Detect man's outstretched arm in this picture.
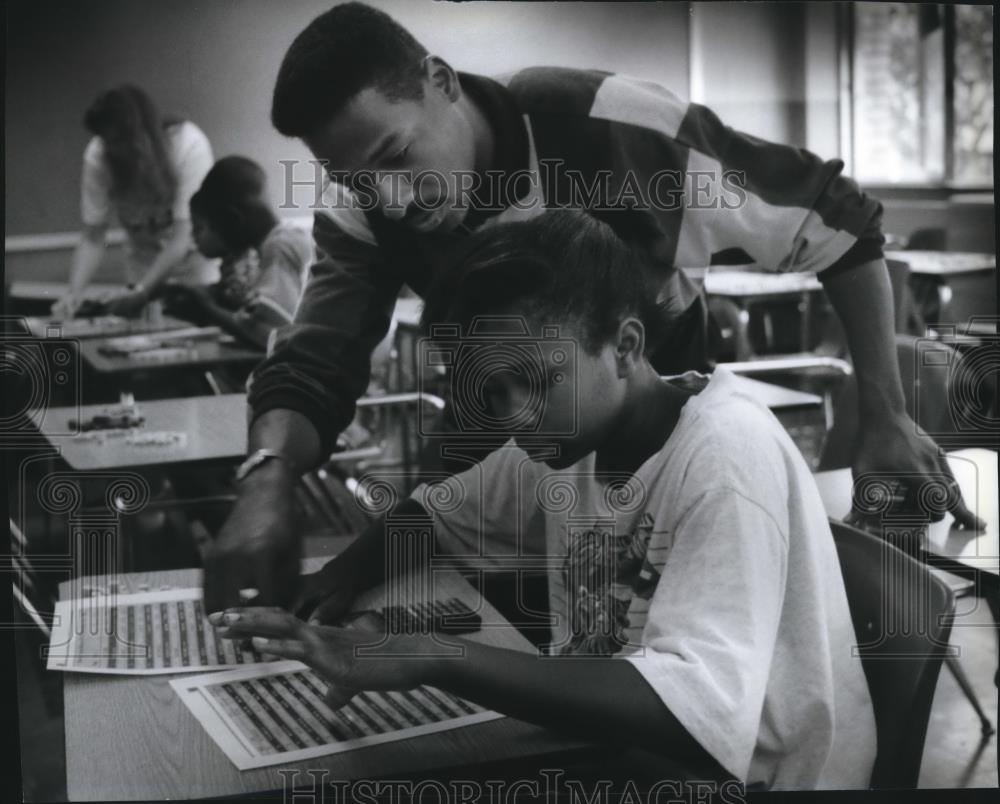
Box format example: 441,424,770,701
822,258,984,529
203,205,404,614
660,93,982,527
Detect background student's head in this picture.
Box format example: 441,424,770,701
421,208,667,468
271,2,479,233
189,156,278,258
84,84,177,205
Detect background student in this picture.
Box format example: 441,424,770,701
163,155,313,349
215,210,877,791
51,85,215,319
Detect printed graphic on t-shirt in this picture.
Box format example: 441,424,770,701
560,512,662,655
215,249,263,310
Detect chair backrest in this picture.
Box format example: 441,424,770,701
818,334,961,470
828,518,955,788
906,226,948,251
885,259,927,337
9,519,53,637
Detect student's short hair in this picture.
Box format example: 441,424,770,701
272,2,429,138
421,209,669,354
190,156,276,251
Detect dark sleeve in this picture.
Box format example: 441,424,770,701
815,200,886,282
246,210,402,456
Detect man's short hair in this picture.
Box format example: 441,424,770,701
272,2,429,138
421,209,670,354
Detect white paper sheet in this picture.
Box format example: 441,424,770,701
171,661,504,770
46,588,274,674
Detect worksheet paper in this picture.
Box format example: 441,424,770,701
46,588,273,674
171,661,504,770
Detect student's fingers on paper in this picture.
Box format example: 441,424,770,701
250,635,308,661
322,685,360,711
213,607,306,640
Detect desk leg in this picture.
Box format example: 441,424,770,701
800,291,813,351
733,302,753,361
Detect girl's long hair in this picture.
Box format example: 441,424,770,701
84,85,179,207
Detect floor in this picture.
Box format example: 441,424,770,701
918,590,999,789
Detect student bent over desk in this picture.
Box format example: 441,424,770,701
213,210,877,791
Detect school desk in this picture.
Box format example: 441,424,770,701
30,394,250,471
727,374,822,411
23,314,190,339
7,279,122,303
813,448,998,578
31,393,448,471
814,448,1000,695
78,333,263,377
703,269,826,360
59,563,596,800
883,251,996,277
884,250,997,326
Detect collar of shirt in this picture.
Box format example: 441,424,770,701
456,72,531,231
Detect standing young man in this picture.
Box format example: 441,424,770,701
204,2,980,613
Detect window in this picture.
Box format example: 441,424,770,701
953,4,994,184
850,2,993,186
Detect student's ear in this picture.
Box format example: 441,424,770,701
614,318,646,377
423,56,462,103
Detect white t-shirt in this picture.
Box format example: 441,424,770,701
80,120,215,283
411,369,876,790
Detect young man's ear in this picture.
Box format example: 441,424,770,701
423,56,462,103
615,318,646,377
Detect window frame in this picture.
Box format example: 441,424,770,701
842,1,993,192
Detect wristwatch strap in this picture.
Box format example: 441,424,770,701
234,448,295,483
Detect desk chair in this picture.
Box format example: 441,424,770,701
9,518,67,725
829,518,955,789
9,519,53,637
885,259,928,337
901,226,960,325
818,334,985,469
820,335,996,735
178,389,439,547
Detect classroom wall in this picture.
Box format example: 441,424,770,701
877,193,996,253
4,0,690,240
690,2,809,147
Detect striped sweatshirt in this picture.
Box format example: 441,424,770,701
249,67,884,454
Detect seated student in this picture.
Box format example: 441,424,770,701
212,209,876,790
52,85,215,319
163,156,313,349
